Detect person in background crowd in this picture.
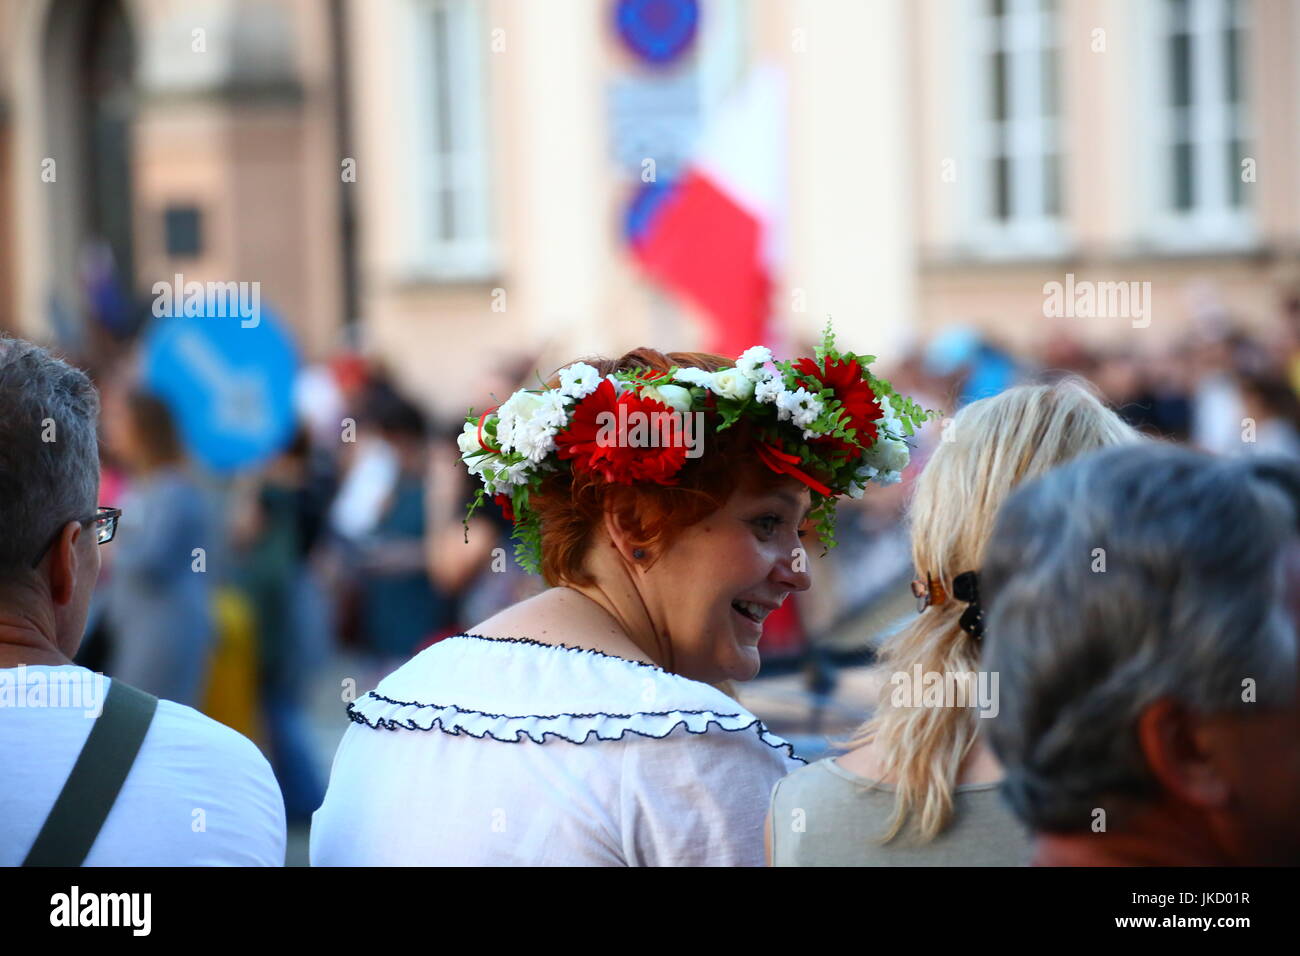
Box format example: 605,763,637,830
923,325,1022,409
982,445,1300,866
1278,288,1300,397
768,379,1139,866
101,386,217,707
424,356,549,631
1189,324,1250,456
1141,344,1194,442
230,427,328,823
1237,370,1300,459
1093,350,1157,433
425,419,541,632
0,336,285,866
354,387,454,670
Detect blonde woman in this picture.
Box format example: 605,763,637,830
766,379,1141,866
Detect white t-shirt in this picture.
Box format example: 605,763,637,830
0,665,286,866
311,634,805,866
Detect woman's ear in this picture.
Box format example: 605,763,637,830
601,498,650,567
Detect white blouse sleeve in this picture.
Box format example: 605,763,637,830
618,724,801,866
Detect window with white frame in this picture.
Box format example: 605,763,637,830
405,0,495,279
968,0,1064,253
1150,0,1250,245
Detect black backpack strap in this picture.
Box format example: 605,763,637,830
22,679,159,867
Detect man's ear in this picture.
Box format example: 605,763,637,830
1136,698,1231,810
46,520,82,607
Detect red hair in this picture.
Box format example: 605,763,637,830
533,347,793,587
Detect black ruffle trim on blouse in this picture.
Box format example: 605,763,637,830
345,692,807,764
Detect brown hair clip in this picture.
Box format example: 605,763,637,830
910,572,947,612
910,570,984,641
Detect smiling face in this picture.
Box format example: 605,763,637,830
635,476,814,683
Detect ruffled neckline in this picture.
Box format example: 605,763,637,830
346,633,805,764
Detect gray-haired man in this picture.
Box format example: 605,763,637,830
0,336,285,866
982,443,1300,866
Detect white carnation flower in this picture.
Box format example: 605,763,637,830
865,436,910,475
672,367,714,389
755,377,784,404
484,459,533,496
874,469,903,486
557,362,601,400
710,368,754,401
494,389,544,454
496,388,570,463
513,390,569,463
776,387,822,428
736,346,773,381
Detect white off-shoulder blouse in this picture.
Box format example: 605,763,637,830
310,633,804,866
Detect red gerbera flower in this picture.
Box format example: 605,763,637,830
554,378,689,485
792,354,881,458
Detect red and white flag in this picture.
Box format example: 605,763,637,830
632,66,787,358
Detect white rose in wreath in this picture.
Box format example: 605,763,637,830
710,368,755,401
642,383,693,413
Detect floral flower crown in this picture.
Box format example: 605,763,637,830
460,320,932,574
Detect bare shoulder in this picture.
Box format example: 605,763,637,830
465,588,566,640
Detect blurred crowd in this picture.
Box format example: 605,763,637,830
68,288,1300,824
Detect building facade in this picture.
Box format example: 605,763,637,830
2,0,1297,416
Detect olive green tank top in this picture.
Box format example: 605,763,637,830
769,756,1032,866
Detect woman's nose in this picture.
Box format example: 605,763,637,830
773,546,812,593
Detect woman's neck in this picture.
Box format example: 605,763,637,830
466,585,662,668
550,585,666,668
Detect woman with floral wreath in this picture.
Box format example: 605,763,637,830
311,323,928,865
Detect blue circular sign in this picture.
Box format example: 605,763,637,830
615,0,698,67
142,304,299,473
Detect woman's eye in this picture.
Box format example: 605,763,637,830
752,515,780,537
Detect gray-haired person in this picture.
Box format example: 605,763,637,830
0,337,285,866
982,443,1300,866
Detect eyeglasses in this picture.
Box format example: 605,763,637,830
29,507,123,569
